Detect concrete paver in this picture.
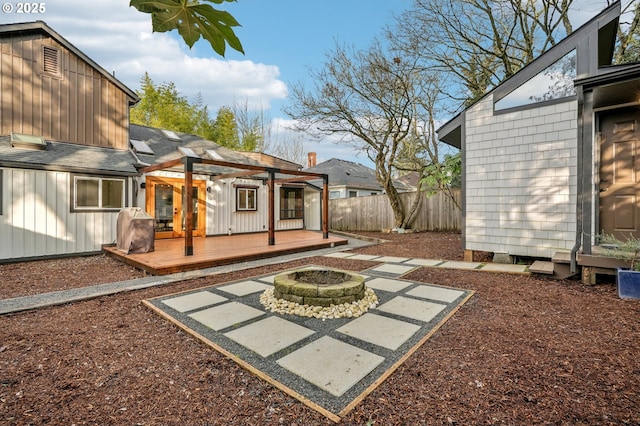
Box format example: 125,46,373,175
373,256,411,263
479,263,529,273
406,284,465,303
276,336,385,397
365,277,414,293
403,258,445,266
336,313,421,350
438,260,483,270
189,301,264,331
218,280,272,296
377,296,447,322
224,316,315,357
369,263,415,275
162,291,227,313
348,254,381,261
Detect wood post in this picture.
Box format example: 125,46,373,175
322,175,329,239
268,170,275,245
184,157,194,256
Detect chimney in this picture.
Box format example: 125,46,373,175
307,152,317,168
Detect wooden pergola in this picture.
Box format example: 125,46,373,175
140,156,330,256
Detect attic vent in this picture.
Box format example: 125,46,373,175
11,132,47,150
42,45,61,76
161,129,181,141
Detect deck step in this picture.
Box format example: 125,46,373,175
529,260,554,274
552,251,571,264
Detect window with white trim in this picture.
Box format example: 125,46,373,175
236,186,257,211
73,176,125,211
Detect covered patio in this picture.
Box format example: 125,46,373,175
104,230,348,275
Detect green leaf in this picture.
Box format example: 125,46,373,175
130,0,244,56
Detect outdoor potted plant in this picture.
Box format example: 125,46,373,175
599,233,640,299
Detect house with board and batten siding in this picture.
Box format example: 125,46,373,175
0,21,139,260
0,21,327,262
437,1,640,280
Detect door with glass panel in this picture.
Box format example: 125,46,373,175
145,177,206,238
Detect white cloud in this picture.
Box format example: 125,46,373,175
3,0,289,115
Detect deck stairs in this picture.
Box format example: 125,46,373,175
529,251,576,279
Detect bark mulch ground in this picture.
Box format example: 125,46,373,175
1,231,639,425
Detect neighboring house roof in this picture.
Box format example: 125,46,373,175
305,158,384,191
304,158,412,192
0,136,139,175
0,21,139,104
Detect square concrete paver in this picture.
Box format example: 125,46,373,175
224,316,315,357
218,280,272,296
437,261,482,270
162,291,227,313
406,284,465,303
189,302,264,331
373,256,410,263
366,277,414,293
479,263,528,273
348,254,381,261
277,336,384,397
377,296,447,323
336,313,420,350
404,258,445,267
370,263,414,275
323,252,355,258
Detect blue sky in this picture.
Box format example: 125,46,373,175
0,0,622,167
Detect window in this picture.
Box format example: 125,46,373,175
349,190,358,198
236,186,257,211
280,187,303,219
495,49,576,111
329,190,341,199
73,176,125,211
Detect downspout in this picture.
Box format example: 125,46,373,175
571,87,586,273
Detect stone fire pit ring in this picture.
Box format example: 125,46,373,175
273,268,366,307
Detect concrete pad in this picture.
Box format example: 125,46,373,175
336,313,420,350
366,277,413,293
437,261,482,270
479,263,528,273
218,280,272,296
277,336,384,397
224,316,315,357
189,302,264,331
162,291,227,313
370,263,414,275
323,252,356,258
406,284,465,303
404,258,445,267
377,296,447,323
348,254,381,261
373,256,410,263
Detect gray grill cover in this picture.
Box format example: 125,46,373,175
116,207,155,254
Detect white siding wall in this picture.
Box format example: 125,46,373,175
464,96,578,258
304,188,321,231
0,168,130,260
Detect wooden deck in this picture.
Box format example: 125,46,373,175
104,230,348,275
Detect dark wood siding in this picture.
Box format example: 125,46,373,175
0,33,130,149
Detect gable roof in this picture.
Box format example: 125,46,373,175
305,158,383,190
438,1,622,148
0,21,138,104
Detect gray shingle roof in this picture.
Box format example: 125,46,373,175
304,158,383,190
0,136,139,175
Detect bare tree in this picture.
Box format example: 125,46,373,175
286,40,444,229
391,0,575,106
231,99,271,152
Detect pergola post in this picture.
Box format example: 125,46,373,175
322,175,329,239
268,170,275,245
184,157,195,256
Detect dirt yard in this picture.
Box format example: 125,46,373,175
1,231,638,425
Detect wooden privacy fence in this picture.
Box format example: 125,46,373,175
328,189,461,232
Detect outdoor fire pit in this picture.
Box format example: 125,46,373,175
260,268,378,319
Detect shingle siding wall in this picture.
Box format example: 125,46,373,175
464,96,578,258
